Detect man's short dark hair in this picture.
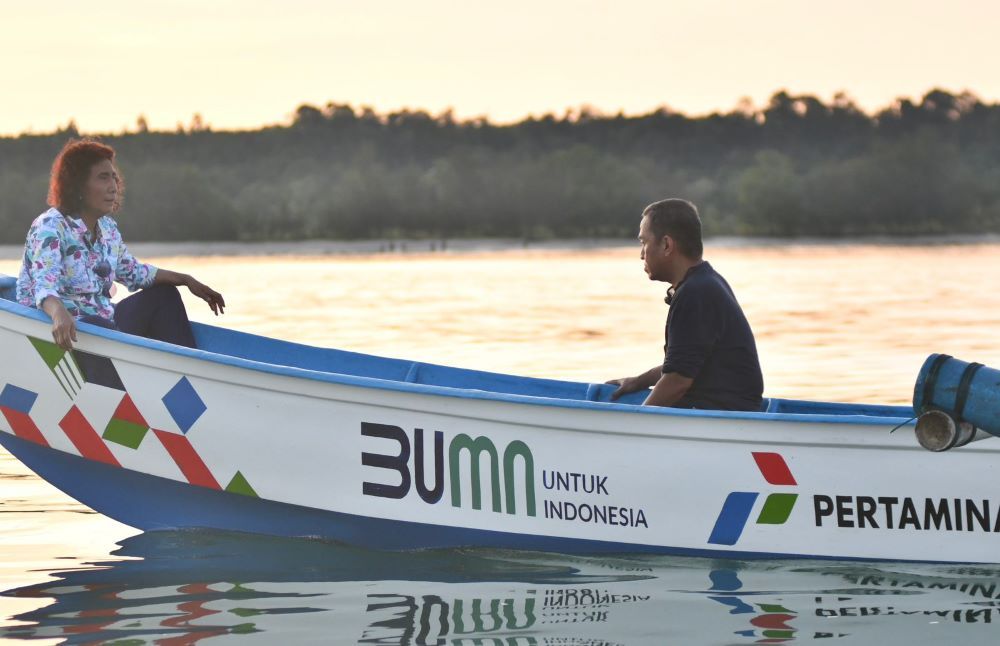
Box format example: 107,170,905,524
642,199,703,259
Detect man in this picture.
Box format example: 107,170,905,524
608,199,764,411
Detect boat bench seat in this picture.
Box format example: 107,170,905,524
189,322,690,408
192,323,628,401
200,326,584,402
763,397,913,418
401,360,592,399
401,361,650,404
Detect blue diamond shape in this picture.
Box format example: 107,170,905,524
162,377,206,434
0,384,38,414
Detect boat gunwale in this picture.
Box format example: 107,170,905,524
0,296,914,427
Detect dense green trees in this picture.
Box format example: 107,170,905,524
1,89,998,243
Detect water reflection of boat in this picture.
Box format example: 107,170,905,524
5,531,1000,645
3,273,999,562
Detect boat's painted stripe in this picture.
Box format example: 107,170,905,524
0,297,914,427
58,406,120,466
0,431,934,562
0,407,49,446
153,429,221,490
53,363,76,399
62,354,85,393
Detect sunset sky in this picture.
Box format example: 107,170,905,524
1,0,996,135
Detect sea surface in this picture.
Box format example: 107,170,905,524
3,242,1000,645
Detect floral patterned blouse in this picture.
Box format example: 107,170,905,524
16,208,158,320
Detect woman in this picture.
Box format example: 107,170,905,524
16,138,225,351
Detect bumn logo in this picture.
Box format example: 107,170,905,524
708,452,798,546
361,422,536,516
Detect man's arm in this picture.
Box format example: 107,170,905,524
644,372,694,407
607,365,663,401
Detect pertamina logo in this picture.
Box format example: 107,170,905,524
708,452,798,546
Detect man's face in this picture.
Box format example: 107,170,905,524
638,215,669,282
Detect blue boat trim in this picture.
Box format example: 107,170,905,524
0,292,914,427
0,432,936,562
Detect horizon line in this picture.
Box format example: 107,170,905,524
2,86,993,139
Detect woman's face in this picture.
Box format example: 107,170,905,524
80,159,119,218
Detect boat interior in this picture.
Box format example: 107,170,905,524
0,274,914,421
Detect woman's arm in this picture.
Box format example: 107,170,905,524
110,228,225,315
23,220,77,349
154,269,226,315
25,226,66,310
41,296,76,350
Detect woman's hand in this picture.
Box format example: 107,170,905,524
186,277,226,315
42,296,77,350
153,269,227,315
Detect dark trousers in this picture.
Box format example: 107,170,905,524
81,285,196,348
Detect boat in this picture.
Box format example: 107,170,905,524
2,272,999,563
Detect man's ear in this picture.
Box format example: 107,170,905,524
660,234,673,254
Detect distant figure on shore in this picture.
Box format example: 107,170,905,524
16,138,225,350
607,199,763,411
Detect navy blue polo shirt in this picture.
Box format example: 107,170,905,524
662,261,763,411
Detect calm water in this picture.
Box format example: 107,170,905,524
3,242,1000,644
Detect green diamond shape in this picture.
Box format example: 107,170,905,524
757,493,798,525
102,418,149,449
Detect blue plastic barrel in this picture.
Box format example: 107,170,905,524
913,354,1000,437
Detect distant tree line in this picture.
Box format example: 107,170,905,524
0,89,998,243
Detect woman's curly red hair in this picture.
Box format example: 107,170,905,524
48,138,125,215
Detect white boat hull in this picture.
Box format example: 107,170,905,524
2,286,998,563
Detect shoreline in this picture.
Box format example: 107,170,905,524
2,233,1000,260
